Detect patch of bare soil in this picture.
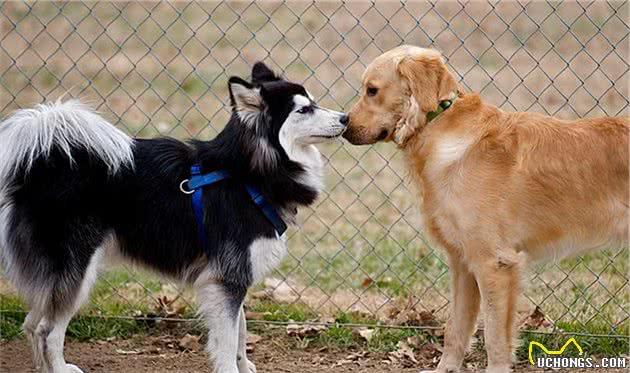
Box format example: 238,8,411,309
0,334,419,373
2,335,626,373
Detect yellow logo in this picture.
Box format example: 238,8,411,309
528,337,583,365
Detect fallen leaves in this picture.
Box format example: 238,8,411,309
361,276,393,289
252,278,300,304
246,333,262,353
385,294,440,331
356,328,374,342
155,294,188,318
178,334,201,352
521,306,554,331
331,351,369,367
115,348,141,355
386,336,441,368
286,321,327,338
387,341,418,367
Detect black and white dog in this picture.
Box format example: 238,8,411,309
0,63,347,373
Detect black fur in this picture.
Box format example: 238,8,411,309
2,64,319,317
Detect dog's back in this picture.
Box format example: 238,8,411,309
416,97,628,263
502,113,628,260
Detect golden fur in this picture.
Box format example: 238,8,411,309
344,45,629,373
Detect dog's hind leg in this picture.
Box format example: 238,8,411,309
23,309,44,370
237,306,256,373
34,248,104,373
196,278,246,373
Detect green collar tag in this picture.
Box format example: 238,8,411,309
426,95,457,124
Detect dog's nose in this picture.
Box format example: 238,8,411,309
340,114,349,126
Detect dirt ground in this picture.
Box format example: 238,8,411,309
2,336,420,373
1,336,626,373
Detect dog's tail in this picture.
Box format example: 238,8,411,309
0,100,134,180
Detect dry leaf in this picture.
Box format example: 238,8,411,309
261,278,300,303
356,328,375,342
361,277,374,288
286,321,327,337
406,335,423,349
332,351,368,367
386,294,439,327
418,343,441,361
178,334,201,352
246,333,262,353
522,306,553,330
388,341,418,367
115,349,140,355
320,315,336,325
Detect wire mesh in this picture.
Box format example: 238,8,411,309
0,1,628,338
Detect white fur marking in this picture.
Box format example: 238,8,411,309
194,278,240,373
39,248,104,373
230,83,263,127
0,100,134,179
293,94,311,107
248,237,287,283
237,307,256,373
278,95,345,193
251,137,279,171
431,135,475,170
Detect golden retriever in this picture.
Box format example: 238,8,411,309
344,45,629,373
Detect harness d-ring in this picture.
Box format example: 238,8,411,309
179,179,195,195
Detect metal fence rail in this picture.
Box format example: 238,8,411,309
0,1,628,338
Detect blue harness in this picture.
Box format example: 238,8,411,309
181,164,287,250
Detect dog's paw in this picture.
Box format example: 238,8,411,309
238,360,256,373
237,359,256,373
247,360,257,373
65,363,85,373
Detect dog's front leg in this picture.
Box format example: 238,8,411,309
422,253,481,373
196,281,246,373
473,248,525,373
237,306,257,373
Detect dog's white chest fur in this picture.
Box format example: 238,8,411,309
427,134,475,174
413,134,478,249
248,235,288,283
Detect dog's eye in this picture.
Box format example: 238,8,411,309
367,87,378,97
297,106,313,114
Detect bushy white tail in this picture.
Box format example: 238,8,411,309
0,100,134,179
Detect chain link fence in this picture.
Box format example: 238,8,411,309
0,1,628,339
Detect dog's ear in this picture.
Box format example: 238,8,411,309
394,96,422,146
394,53,459,145
252,62,279,83
397,53,459,113
228,76,264,125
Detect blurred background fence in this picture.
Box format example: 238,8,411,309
0,0,628,339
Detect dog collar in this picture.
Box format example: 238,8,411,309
426,92,458,124
181,164,287,252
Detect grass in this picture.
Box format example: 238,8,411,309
1,245,628,344
2,290,628,360
366,328,423,352
517,323,630,361
0,293,151,341
0,295,25,340
249,302,317,322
